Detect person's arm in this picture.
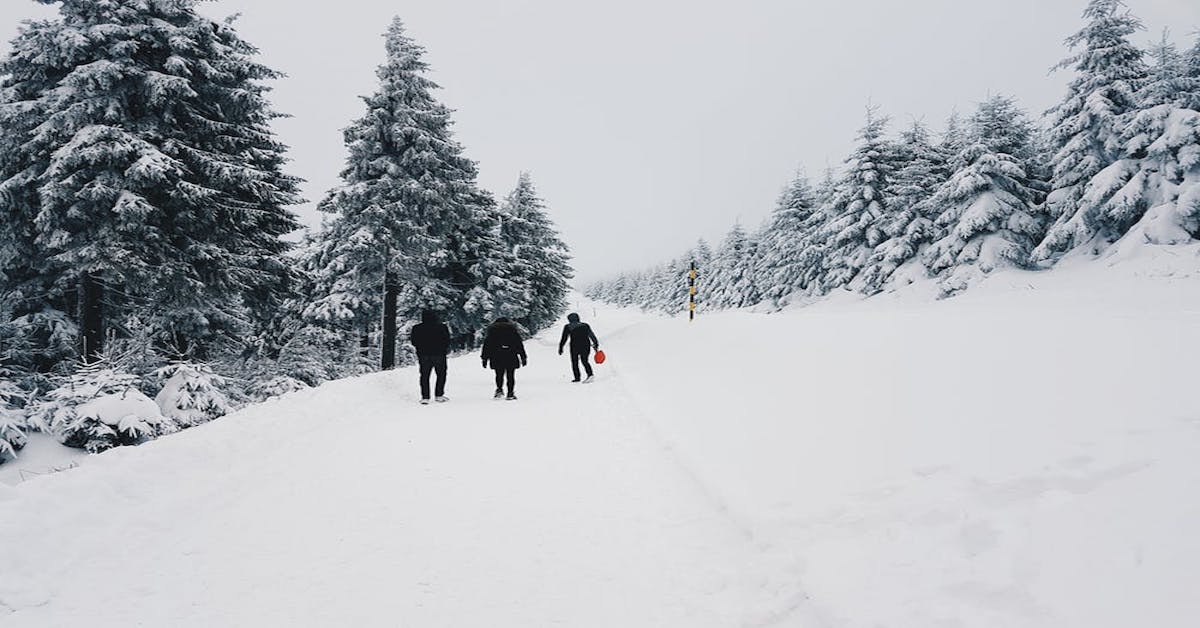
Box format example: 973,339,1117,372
409,324,420,348
558,325,568,354
588,326,599,349
518,335,528,366
480,333,491,367
439,324,451,354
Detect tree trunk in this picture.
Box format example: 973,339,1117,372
80,272,104,364
381,270,399,370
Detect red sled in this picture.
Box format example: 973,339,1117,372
594,350,607,365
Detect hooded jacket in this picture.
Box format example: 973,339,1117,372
410,310,451,356
559,313,599,353
481,319,527,370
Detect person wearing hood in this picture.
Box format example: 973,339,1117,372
410,309,451,404
481,317,527,400
558,313,600,383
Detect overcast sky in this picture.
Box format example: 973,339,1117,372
2,1,1198,283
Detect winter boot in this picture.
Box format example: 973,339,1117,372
583,375,594,384
420,398,430,405
506,392,517,401
435,396,449,403
494,388,504,400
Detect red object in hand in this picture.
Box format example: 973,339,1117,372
594,350,606,365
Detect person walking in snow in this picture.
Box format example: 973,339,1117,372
558,313,600,383
410,309,451,405
481,317,526,401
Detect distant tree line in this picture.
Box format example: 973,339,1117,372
589,0,1200,311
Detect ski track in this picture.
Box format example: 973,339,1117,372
0,319,808,627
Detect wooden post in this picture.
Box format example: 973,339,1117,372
688,261,697,322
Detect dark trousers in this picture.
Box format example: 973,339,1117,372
418,354,447,399
570,349,593,380
493,368,515,395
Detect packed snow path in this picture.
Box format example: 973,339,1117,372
0,313,813,627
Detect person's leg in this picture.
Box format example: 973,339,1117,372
505,367,515,396
494,369,504,391
581,350,594,377
570,351,581,380
434,355,447,397
418,356,433,399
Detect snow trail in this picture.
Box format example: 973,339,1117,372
0,314,805,627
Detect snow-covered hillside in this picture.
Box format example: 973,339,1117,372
3,247,1200,627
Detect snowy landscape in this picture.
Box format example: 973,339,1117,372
3,0,1200,626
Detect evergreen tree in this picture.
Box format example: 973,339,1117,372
0,373,28,463
707,224,759,308
924,96,1043,294
1185,33,1200,111
756,172,820,305
860,121,951,293
154,362,233,428
1035,0,1147,259
494,172,574,333
1072,33,1200,247
309,18,494,366
814,106,896,292
0,0,302,362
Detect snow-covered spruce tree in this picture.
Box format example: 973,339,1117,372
814,106,896,293
1185,34,1200,111
706,224,760,309
494,173,574,333
755,172,819,306
1034,0,1147,260
1069,33,1200,247
27,358,171,453
859,121,952,294
310,18,499,365
923,96,1044,295
0,372,28,463
154,362,233,428
0,0,302,363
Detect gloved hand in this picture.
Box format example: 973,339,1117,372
558,348,563,355
521,355,528,367
481,358,488,369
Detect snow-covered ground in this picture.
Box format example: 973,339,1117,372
3,246,1200,627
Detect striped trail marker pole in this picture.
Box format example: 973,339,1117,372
688,260,697,322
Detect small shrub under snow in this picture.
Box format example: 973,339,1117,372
28,361,171,453
154,362,232,427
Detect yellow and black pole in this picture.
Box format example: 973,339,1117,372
688,260,697,322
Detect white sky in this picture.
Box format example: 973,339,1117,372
3,1,1198,283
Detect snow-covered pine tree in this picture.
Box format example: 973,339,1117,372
1072,33,1200,248
859,121,952,293
0,0,302,363
1185,34,1200,111
706,224,760,308
0,372,28,463
154,362,233,428
28,358,171,453
495,173,574,333
756,172,820,305
923,96,1044,294
1034,0,1147,260
310,18,499,364
814,106,896,292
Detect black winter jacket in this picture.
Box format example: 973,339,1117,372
481,321,527,370
410,311,450,356
559,322,599,353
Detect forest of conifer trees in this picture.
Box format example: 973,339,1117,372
588,0,1200,311
0,3,572,459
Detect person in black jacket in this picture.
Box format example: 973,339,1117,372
558,312,600,383
410,309,451,404
481,317,527,400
